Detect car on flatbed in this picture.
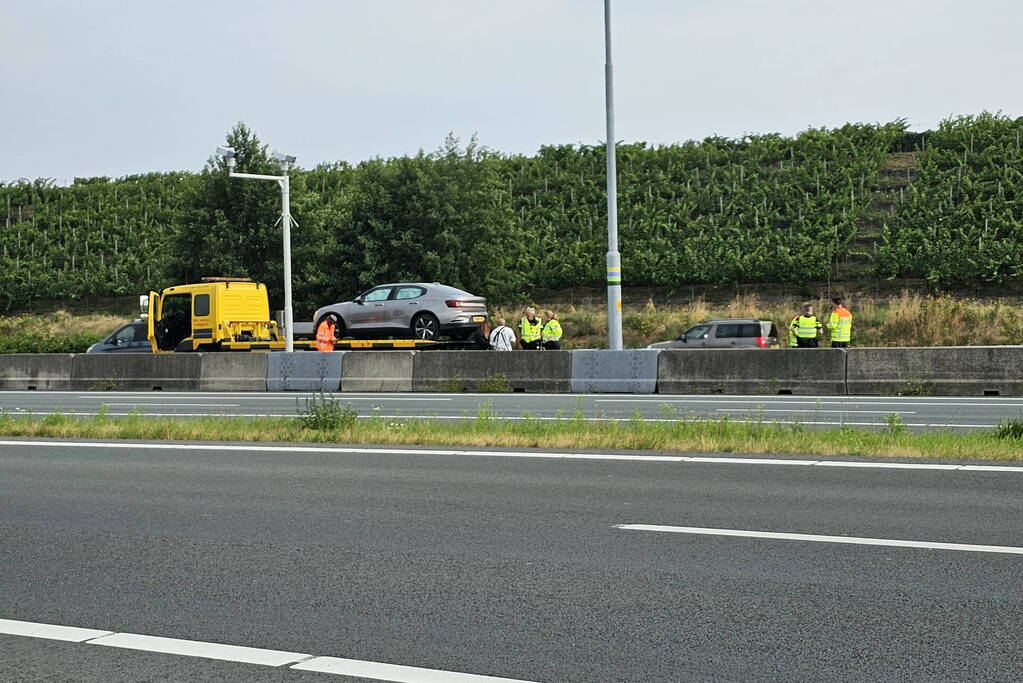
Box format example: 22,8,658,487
647,318,779,349
312,282,487,341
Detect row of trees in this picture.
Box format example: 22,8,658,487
2,115,1021,314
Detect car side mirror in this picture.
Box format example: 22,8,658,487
354,297,364,305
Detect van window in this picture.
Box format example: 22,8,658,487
194,293,210,317
715,323,761,338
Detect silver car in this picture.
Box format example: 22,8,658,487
312,282,488,341
647,318,779,349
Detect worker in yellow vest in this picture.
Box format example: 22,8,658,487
790,304,822,348
787,314,799,348
827,297,852,348
315,317,336,352
519,307,544,350
541,309,563,350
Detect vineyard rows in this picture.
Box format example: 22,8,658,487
0,115,1019,313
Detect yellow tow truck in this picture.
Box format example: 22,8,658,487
145,278,471,352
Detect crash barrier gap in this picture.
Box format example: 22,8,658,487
2,346,1023,396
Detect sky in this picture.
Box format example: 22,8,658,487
2,0,1021,183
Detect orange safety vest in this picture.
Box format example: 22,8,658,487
316,320,335,352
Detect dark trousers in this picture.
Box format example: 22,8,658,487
831,341,848,348
796,337,819,348
521,340,541,350
542,341,561,350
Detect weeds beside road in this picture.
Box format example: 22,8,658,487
2,399,1022,462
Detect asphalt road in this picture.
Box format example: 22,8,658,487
2,439,1021,681
2,391,1023,430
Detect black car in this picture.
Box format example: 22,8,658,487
86,321,151,353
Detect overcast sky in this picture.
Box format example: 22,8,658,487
2,0,1020,183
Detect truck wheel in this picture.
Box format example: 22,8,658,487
411,313,439,340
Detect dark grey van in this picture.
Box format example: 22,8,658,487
647,318,778,349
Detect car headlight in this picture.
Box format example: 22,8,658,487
86,344,96,353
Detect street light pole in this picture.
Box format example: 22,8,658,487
604,0,623,350
218,148,297,352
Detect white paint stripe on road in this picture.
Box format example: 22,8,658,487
1,618,537,682
87,632,309,666
292,656,535,682
104,403,241,407
599,398,1023,407
716,408,917,414
616,524,1023,555
0,618,112,642
1,438,1021,471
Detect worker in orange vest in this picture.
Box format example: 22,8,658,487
315,318,336,352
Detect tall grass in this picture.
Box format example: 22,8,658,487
1,410,1021,462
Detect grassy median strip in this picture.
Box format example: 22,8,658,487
1,398,1022,462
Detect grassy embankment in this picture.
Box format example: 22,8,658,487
2,398,1023,461
5,290,1023,352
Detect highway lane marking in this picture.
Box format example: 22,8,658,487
104,402,241,407
599,398,1023,408
87,632,311,666
1,439,1021,471
615,525,1023,555
0,618,537,682
0,618,112,642
716,408,917,414
292,656,534,681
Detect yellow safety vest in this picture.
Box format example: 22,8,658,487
542,319,562,342
520,317,543,343
793,315,821,339
828,307,852,343
788,316,799,347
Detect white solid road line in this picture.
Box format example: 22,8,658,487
0,618,537,682
716,408,917,414
0,618,112,642
2,439,1022,472
292,656,535,682
616,524,1023,555
87,632,311,667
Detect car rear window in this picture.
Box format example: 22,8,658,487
394,286,425,300
715,323,762,338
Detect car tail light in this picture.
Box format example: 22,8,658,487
755,336,769,347
446,300,465,308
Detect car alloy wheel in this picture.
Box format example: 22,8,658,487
412,313,439,340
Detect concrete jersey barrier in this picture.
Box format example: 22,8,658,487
0,354,73,390
571,349,659,394
200,353,269,392
657,348,848,395
71,354,201,391
266,351,344,392
342,351,415,392
412,351,571,393
846,346,1023,396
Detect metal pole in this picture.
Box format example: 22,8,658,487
280,174,294,352
604,0,623,350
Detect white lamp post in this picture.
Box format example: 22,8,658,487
603,0,623,350
216,146,297,352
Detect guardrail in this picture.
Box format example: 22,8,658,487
1,347,1021,396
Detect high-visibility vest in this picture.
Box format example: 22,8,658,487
542,319,562,342
828,306,852,343
520,317,543,343
788,316,799,347
316,320,335,352
793,315,821,339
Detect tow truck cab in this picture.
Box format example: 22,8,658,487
146,278,305,352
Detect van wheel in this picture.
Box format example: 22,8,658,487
411,313,439,340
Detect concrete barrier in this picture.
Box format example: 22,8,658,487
0,354,73,390
341,351,415,392
266,351,343,392
657,348,847,395
200,353,269,392
71,354,201,391
413,351,572,393
571,349,659,394
846,346,1023,396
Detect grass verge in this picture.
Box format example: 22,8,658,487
2,406,1022,462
